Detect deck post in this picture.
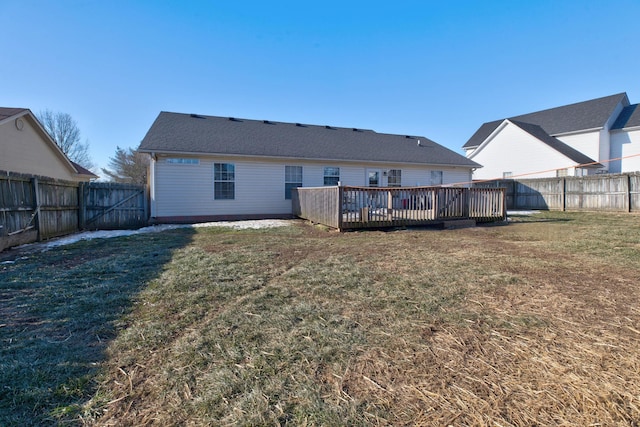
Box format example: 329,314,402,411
338,185,344,230
360,207,369,223
462,188,470,219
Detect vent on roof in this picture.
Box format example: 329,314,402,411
405,135,413,139
295,123,303,127
190,114,205,119
263,120,271,124
417,139,422,146
352,128,359,132
325,125,332,129
228,117,239,121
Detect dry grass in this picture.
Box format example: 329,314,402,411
3,212,640,425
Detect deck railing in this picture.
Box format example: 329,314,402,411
293,185,506,230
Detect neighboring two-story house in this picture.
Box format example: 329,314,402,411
463,93,640,180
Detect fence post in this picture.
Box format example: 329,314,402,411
144,185,150,223
626,173,631,213
561,177,566,212
32,178,43,241
338,185,344,230
501,188,507,221
78,182,86,230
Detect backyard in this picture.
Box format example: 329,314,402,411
1,212,639,426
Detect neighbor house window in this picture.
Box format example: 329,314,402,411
285,166,303,199
556,168,568,177
166,158,199,165
324,167,340,186
388,169,401,187
214,163,235,199
431,170,443,185
503,172,513,179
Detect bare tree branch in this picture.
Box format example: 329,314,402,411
36,109,96,171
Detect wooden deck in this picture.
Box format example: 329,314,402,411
293,185,506,231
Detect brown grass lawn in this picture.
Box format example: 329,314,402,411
1,211,639,426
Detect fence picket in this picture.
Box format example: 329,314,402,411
1,171,148,250
474,172,640,212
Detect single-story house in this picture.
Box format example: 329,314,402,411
139,112,480,222
463,92,640,180
0,107,96,181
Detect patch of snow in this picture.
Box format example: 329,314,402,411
13,220,295,253
192,219,292,230
507,210,540,215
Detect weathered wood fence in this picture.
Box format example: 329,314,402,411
473,173,640,212
1,171,148,251
293,185,506,231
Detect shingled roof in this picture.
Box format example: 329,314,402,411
139,112,479,168
463,93,629,149
611,104,640,130
0,107,28,123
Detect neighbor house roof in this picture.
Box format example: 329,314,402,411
0,107,28,123
139,112,480,168
463,93,629,149
510,120,601,167
0,107,97,179
611,104,640,130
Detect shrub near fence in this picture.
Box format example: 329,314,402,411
474,172,640,212
0,171,148,251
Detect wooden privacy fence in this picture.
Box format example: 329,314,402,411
80,182,148,230
292,185,506,231
0,171,148,251
474,172,640,212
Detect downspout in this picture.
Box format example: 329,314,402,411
149,153,157,219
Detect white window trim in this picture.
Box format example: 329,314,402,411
214,163,235,200
285,165,303,200
323,166,340,186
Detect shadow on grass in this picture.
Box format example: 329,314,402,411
506,212,574,223
0,228,195,426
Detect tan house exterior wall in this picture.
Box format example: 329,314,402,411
0,113,90,182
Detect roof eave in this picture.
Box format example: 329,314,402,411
142,148,479,169
611,125,640,132
466,120,510,160
0,109,29,126
551,126,604,137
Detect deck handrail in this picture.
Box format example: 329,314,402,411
293,185,506,230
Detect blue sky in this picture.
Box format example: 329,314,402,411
2,0,639,177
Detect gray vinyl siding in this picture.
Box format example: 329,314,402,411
152,156,473,218
155,158,292,217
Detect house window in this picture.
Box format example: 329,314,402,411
367,170,380,187
388,169,401,187
430,170,443,185
556,168,568,177
285,166,303,199
214,163,235,199
324,167,340,186
166,158,199,165
503,172,513,179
